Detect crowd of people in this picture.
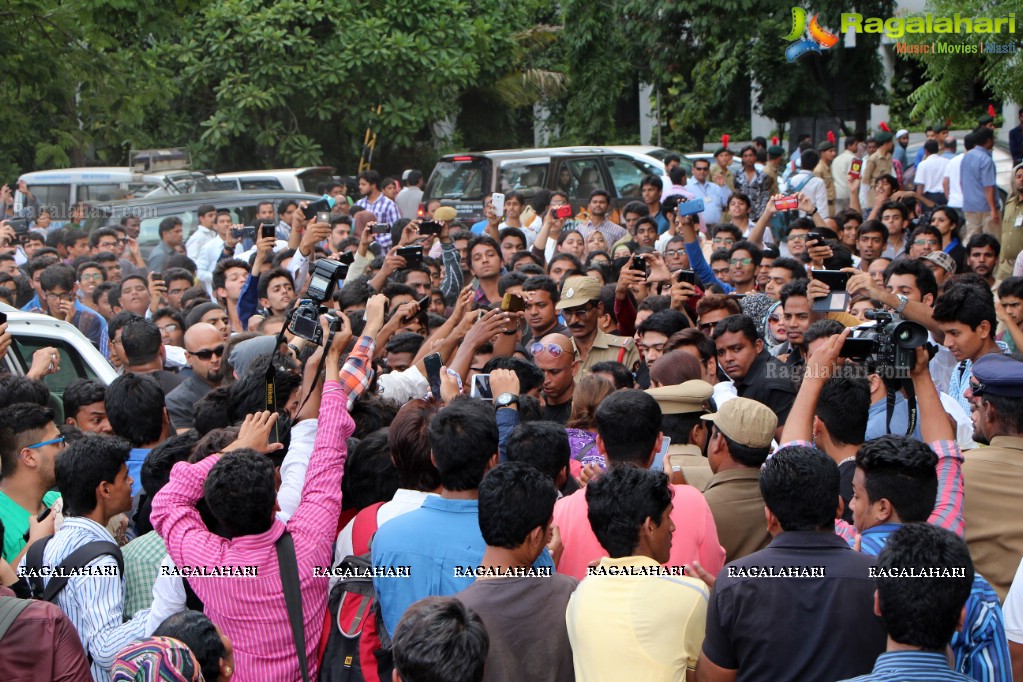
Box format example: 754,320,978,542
0,119,1023,681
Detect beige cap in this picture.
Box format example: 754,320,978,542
433,206,457,222
556,276,603,310
701,397,777,449
923,250,956,275
646,380,714,414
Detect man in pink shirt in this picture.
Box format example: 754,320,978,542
553,389,725,579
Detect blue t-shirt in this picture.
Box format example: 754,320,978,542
127,448,149,496
960,147,997,213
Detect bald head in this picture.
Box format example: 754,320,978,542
184,322,222,351
535,332,577,405
540,333,574,358
184,322,225,386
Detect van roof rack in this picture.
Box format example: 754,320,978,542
130,148,191,173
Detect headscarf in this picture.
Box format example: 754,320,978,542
110,636,203,682
740,292,775,339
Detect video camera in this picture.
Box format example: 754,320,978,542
287,258,348,346
839,310,935,377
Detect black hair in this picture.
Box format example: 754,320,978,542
595,389,661,465
637,295,670,314
39,263,75,292
729,240,763,266
204,449,276,537
429,399,498,491
855,435,938,522
884,258,938,301
857,220,889,242
385,332,425,358
966,233,1001,259
586,465,672,557
55,434,130,516
779,278,809,307
158,216,182,238
350,395,400,441
212,258,249,293
932,282,997,332
89,227,119,249
337,277,373,310
256,267,294,300
467,235,503,267
120,319,163,365
803,319,845,348
0,403,55,478
637,308,689,338
193,387,232,436
997,276,1023,301
587,361,632,389
506,421,571,484
136,430,199,534
711,314,759,344
388,400,442,492
769,257,806,281
879,201,908,221
62,228,88,248
521,276,559,306
108,311,144,341
152,610,227,682
547,252,584,276
478,462,557,548
341,428,400,511
391,597,489,682
622,200,648,217
497,270,528,297
153,307,185,331
105,373,166,447
973,127,995,145
728,192,752,211
227,356,302,426
165,255,197,275
800,150,820,169
62,378,106,424
660,408,707,448
381,281,415,303
814,375,870,447
875,524,974,650
481,356,544,395
0,376,50,409
760,445,838,532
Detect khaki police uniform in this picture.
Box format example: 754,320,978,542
574,329,639,376
863,150,893,205
814,160,835,214
764,163,780,198
710,166,735,192
664,443,713,490
998,192,1023,280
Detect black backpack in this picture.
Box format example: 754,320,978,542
23,534,123,602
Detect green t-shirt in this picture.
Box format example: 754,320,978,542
0,489,61,562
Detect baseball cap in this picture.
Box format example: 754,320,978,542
923,250,956,275
556,276,603,311
433,206,457,222
701,397,777,449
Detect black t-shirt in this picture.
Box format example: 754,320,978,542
839,459,855,523
543,400,572,425
736,351,798,425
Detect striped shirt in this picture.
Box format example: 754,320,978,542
841,651,972,681
19,516,150,682
152,380,356,681
856,524,1011,682
576,218,627,246
355,194,401,249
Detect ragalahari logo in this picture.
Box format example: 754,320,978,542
784,7,840,62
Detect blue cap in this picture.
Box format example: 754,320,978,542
972,354,1023,398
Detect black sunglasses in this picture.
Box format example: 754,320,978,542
189,345,225,360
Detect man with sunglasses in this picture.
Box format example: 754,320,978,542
0,403,62,565
529,333,579,424
165,323,225,433
687,160,727,225
555,275,639,377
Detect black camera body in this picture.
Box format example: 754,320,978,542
288,258,347,345
840,310,933,377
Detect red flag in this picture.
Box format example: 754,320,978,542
771,136,779,145
879,121,891,133
721,134,730,149
827,131,836,144
988,104,997,117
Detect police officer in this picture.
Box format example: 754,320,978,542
710,147,736,192
863,130,895,206
814,139,837,217
555,276,639,376
998,163,1023,280
646,380,715,490
764,145,786,197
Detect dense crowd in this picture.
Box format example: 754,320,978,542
0,118,1023,681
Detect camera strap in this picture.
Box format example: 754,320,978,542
264,322,292,444
885,381,918,437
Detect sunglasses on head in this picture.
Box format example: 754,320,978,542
189,345,225,360
530,342,564,358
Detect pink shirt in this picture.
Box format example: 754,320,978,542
152,381,355,681
553,483,726,580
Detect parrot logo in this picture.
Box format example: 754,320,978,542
784,7,839,62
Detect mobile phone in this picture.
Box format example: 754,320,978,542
840,337,874,358
417,293,431,310
676,197,706,217
316,211,331,225
554,204,573,219
850,159,863,179
810,270,851,312
301,195,336,220
371,223,392,234
231,226,256,240
0,311,7,325
632,254,646,273
470,373,493,401
338,251,355,265
501,292,526,313
424,352,443,399
6,217,28,234
418,220,444,235
151,272,163,282
774,196,799,211
37,507,52,522
492,193,505,218
676,269,696,285
651,435,672,472
806,232,822,246
397,246,423,269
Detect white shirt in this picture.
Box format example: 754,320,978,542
276,418,319,522
185,225,217,262
1003,555,1023,644
915,153,950,194
377,365,430,404
195,235,226,295
499,216,542,249
712,380,737,408
146,555,186,636
396,186,423,220
330,488,431,589
938,391,977,450
943,154,965,208
787,172,829,217
831,150,855,200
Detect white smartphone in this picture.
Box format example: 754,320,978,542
492,193,505,219
650,435,672,473
470,374,493,401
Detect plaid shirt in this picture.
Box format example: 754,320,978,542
122,530,168,616
356,194,401,249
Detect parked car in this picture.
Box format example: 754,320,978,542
211,167,337,194
81,190,319,255
1,304,117,420
422,146,700,224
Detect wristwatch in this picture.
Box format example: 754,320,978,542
895,294,909,315
809,207,818,216
495,393,519,408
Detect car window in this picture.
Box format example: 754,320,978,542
8,334,99,413
605,156,659,199
78,184,132,202
240,179,285,191
564,159,605,201
138,210,204,252
26,185,71,218
297,169,336,194
425,159,489,201
496,161,549,200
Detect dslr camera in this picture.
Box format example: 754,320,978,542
840,310,934,377
288,258,348,345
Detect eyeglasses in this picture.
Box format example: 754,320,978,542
694,166,710,171
158,323,180,334
787,234,809,242
26,436,66,450
712,238,735,246
969,379,986,397
80,272,104,281
664,249,685,257
530,342,564,358
913,239,939,247
561,303,595,319
729,257,753,266
188,345,225,360
44,292,74,302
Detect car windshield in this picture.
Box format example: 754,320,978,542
425,158,489,201
297,169,336,194
497,161,549,196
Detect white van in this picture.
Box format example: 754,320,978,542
212,167,337,193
